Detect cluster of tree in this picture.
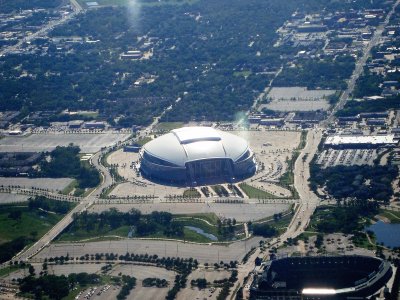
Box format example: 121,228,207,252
273,56,355,90
68,208,184,238
39,145,100,189
28,196,73,214
312,201,380,234
217,218,236,239
215,270,238,300
143,277,168,288
310,164,397,202
336,96,400,117
0,236,30,264
117,275,136,300
1,0,346,126
18,272,100,300
0,199,72,264
353,71,383,98
0,0,62,13
47,253,198,274
190,278,208,289
251,223,278,238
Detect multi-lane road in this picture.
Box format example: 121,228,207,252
230,129,322,299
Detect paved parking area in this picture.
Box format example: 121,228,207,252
0,177,73,191
0,133,129,153
316,149,376,168
0,192,29,204
36,237,263,264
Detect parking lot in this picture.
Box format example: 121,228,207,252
0,133,130,153
316,149,377,168
260,87,334,112
36,237,264,264
0,177,73,191
0,192,29,204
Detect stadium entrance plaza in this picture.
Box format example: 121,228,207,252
94,129,301,222
105,129,301,200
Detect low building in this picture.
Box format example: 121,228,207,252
84,121,105,130
260,118,284,126
120,50,142,60
359,112,389,119
325,134,397,149
124,144,141,153
68,120,84,129
366,118,386,126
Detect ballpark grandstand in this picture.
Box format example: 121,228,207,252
140,127,256,185
250,255,392,299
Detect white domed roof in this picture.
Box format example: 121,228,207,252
143,127,249,167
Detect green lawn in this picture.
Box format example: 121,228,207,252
155,122,184,132
58,213,227,243
57,225,131,242
0,205,64,243
238,183,277,199
136,137,153,146
378,209,400,223
174,218,219,237
61,179,78,195
175,213,220,225
183,189,201,198
0,265,20,278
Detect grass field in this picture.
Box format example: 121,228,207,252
183,189,201,198
378,209,400,223
0,205,65,244
58,213,230,243
61,179,78,195
155,122,184,132
239,183,277,199
136,136,153,146
0,265,20,278
0,201,75,263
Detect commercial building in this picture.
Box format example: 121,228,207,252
140,127,256,185
68,120,84,129
325,134,397,149
84,121,106,130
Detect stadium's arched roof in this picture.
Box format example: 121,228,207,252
142,127,249,167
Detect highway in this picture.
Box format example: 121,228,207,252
230,129,322,299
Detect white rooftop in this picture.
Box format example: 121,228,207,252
172,126,221,144
143,126,249,167
325,134,396,146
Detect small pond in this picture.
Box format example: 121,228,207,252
366,221,400,248
185,226,218,241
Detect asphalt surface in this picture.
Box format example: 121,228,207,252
228,129,322,298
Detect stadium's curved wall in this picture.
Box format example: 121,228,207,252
250,255,393,300
140,127,256,184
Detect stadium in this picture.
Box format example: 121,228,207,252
250,255,393,299
139,127,256,185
